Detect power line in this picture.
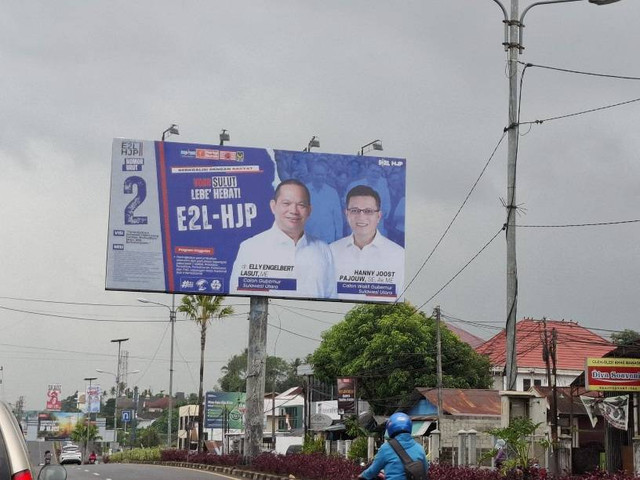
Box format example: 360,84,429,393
414,226,504,312
400,131,507,298
520,61,640,82
518,219,640,228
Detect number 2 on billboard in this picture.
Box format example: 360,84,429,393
124,176,148,225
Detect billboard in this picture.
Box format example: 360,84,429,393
46,384,62,411
205,391,246,429
585,358,640,392
36,412,83,440
337,377,356,414
106,139,406,303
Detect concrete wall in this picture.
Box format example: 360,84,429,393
439,415,501,452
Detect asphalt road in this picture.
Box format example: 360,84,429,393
59,463,239,480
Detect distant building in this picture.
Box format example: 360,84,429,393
476,318,614,391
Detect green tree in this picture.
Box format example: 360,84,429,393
70,420,101,452
487,417,548,472
311,303,492,414
60,392,80,412
178,295,234,453
218,349,303,393
611,329,640,346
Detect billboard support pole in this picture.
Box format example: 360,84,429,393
245,297,268,462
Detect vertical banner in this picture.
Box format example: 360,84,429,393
85,385,101,414
46,384,62,411
205,392,246,429
106,139,407,303
337,377,356,414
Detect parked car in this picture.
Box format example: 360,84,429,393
0,400,33,479
59,445,82,465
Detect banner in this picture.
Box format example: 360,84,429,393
46,384,62,411
205,392,246,429
580,394,629,430
85,385,101,414
337,377,356,414
106,140,407,303
585,358,640,392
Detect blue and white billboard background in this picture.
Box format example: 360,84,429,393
106,139,406,302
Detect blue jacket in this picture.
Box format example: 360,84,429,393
361,433,429,480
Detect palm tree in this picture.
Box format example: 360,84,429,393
178,295,234,452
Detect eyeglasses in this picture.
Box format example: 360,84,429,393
347,208,380,216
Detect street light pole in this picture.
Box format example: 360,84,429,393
111,338,129,446
84,376,97,463
489,0,623,392
138,297,177,448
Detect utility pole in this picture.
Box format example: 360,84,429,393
244,297,268,461
434,306,443,427
550,328,559,476
504,0,520,393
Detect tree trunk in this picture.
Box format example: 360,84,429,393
197,321,207,453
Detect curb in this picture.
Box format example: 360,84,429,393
134,461,290,480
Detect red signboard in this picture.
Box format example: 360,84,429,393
585,358,640,392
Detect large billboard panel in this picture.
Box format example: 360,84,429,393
585,358,640,392
205,391,246,429
106,139,406,302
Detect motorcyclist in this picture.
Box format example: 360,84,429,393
88,451,97,464
44,450,52,465
358,412,428,480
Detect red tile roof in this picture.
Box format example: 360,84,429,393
444,323,486,349
475,318,614,371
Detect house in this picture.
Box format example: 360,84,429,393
403,388,502,465
476,318,614,391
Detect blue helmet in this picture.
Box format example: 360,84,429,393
386,412,412,438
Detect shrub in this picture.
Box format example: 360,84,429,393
347,436,369,461
108,447,161,463
252,452,362,480
302,434,326,454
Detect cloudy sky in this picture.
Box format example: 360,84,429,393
1,1,639,410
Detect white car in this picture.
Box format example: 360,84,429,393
59,445,82,465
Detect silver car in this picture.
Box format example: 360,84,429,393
0,400,33,479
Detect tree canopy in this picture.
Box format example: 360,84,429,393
310,303,492,414
611,329,640,346
218,348,304,393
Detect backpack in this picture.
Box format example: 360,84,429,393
388,438,428,480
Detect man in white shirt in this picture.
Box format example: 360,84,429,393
229,179,336,299
330,185,404,301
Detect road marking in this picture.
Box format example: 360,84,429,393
93,473,100,476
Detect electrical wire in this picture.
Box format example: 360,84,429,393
413,226,504,312
399,132,507,299
518,219,640,228
518,61,640,82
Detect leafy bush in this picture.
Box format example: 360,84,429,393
108,447,161,463
347,436,369,461
160,449,188,462
302,434,326,454
252,452,362,480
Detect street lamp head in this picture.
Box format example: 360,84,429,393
220,129,230,145
304,136,320,152
359,139,383,155
84,377,97,382
588,0,621,4
111,338,129,343
161,124,180,141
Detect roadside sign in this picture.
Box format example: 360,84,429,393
121,410,132,423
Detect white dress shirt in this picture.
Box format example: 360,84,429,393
330,230,404,301
229,224,336,299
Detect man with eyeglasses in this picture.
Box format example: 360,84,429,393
330,185,404,301
229,179,336,299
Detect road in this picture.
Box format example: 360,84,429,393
51,463,239,480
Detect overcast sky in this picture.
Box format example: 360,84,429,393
1,1,639,411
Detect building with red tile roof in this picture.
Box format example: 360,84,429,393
475,318,614,391
443,323,486,349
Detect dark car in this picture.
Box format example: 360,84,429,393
285,444,303,455
0,400,33,479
